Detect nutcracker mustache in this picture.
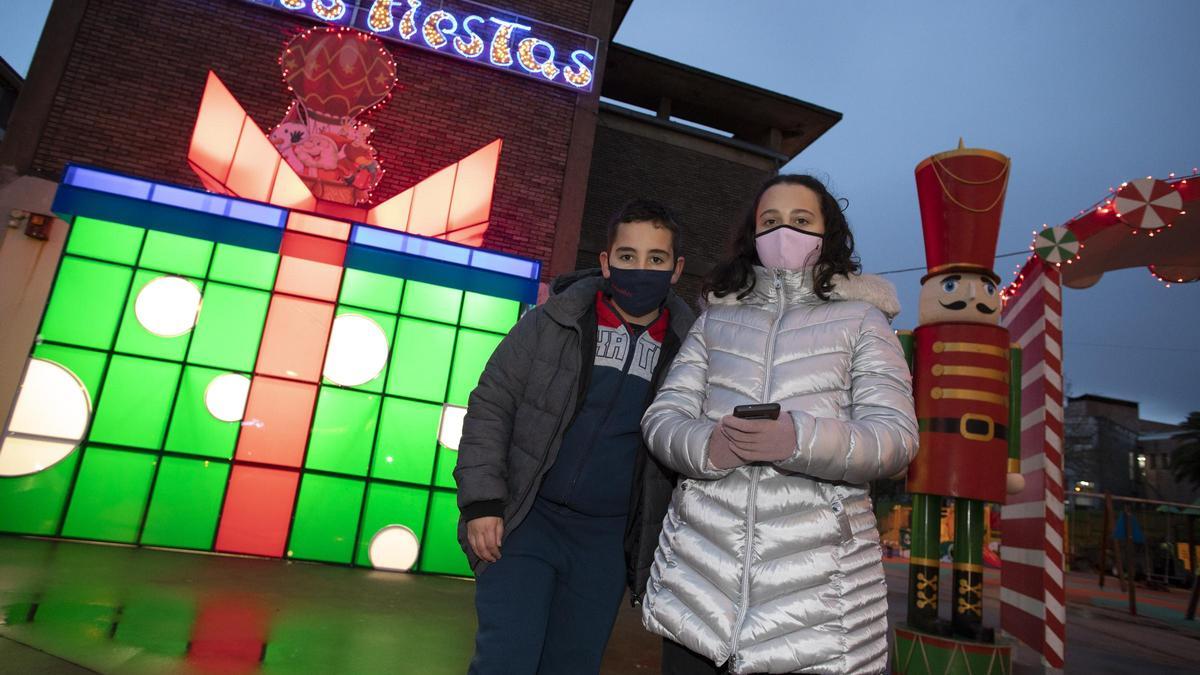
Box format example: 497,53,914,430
939,300,997,314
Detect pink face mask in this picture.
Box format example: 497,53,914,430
755,225,823,270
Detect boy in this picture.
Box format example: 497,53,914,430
454,199,696,674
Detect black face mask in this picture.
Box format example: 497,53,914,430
605,267,673,317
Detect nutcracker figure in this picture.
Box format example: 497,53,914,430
894,142,1024,670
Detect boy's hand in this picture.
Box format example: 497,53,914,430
467,516,504,563
722,415,796,462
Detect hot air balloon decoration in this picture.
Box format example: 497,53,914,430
269,27,398,205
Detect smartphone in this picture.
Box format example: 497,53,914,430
732,403,781,420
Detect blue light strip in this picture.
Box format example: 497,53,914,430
350,224,540,281
63,165,287,229
62,165,153,201
58,165,542,292
469,248,538,279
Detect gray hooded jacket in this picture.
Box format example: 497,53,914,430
454,269,696,600
640,266,918,674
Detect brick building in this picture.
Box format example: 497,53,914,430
2,0,838,291
576,44,841,302
0,0,839,573
2,0,605,276
1137,418,1197,504
1064,394,1141,497
1064,393,1199,503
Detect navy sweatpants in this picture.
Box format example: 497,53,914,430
468,497,627,675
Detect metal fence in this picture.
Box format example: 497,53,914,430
1068,492,1199,619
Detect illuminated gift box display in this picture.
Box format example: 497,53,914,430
0,162,537,577
0,18,542,578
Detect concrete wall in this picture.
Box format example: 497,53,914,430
0,173,68,424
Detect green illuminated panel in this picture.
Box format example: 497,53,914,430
447,329,503,406
61,447,156,543
386,318,454,402
138,230,213,277
288,474,365,564
433,447,458,489
164,366,241,459
39,256,132,350
0,451,80,535
372,397,440,484
186,283,269,372
305,388,380,476
209,243,279,290
163,366,241,459
401,280,462,324
339,268,404,313
420,490,471,576
31,343,108,403
64,216,144,265
112,596,193,656
113,271,200,361
326,307,396,393
88,355,181,449
354,483,428,567
460,292,520,334
140,456,228,550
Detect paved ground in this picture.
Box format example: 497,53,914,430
880,557,1200,674
2,536,1197,673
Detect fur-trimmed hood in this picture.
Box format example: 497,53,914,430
706,265,901,322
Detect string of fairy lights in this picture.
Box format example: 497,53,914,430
270,0,596,90
999,168,1196,299
876,166,1196,302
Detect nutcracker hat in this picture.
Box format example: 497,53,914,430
914,140,1010,283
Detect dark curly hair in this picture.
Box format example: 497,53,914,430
606,198,683,258
703,174,861,301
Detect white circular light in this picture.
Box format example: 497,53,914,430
0,437,80,476
134,276,201,337
0,358,90,477
323,314,389,386
439,404,467,451
368,525,420,572
204,373,251,422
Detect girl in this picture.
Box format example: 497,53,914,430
640,175,918,674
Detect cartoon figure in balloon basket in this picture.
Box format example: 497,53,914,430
902,142,1025,642
269,107,382,205
268,27,396,205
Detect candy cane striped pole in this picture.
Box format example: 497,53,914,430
999,255,1067,670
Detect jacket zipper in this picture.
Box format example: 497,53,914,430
728,270,785,666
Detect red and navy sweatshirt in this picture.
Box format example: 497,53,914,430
537,292,671,517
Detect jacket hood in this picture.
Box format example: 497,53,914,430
544,267,696,338
707,266,901,322
549,267,602,296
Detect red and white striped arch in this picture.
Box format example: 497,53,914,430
999,256,1067,670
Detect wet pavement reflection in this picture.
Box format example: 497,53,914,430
0,535,482,673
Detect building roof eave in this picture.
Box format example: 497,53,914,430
600,43,842,159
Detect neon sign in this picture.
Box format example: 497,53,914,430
244,0,599,92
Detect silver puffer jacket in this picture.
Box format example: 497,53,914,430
641,266,918,674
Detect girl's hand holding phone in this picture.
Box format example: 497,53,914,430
721,414,796,462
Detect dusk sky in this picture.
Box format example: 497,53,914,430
617,0,1200,425
2,0,1197,423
